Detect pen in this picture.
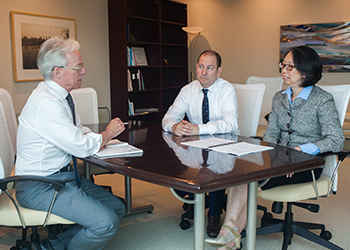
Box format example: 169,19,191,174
123,122,129,125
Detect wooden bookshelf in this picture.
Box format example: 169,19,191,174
108,0,188,122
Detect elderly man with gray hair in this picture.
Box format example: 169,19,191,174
15,36,126,250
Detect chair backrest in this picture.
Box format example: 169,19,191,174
318,85,350,192
0,157,4,179
0,89,18,154
0,102,15,178
318,85,350,127
246,76,283,126
98,106,111,123
0,157,4,195
232,83,265,137
70,87,99,124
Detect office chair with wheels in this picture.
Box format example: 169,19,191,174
246,76,283,126
0,101,75,250
244,84,350,250
174,83,265,230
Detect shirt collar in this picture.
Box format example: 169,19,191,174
45,80,69,100
282,85,312,104
198,78,220,94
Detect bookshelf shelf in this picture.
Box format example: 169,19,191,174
127,15,158,22
108,0,188,122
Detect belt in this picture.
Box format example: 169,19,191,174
53,164,72,175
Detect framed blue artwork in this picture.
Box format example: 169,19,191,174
280,22,350,72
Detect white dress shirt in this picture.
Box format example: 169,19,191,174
162,78,239,135
16,80,102,176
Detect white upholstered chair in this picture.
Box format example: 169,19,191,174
254,84,350,250
71,87,99,124
0,101,74,249
319,85,350,193
246,76,283,126
232,83,266,137
0,88,18,154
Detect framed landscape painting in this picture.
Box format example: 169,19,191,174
10,11,76,82
280,22,350,72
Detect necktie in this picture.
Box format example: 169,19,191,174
202,89,209,124
66,93,80,187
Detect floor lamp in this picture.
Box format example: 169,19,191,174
182,26,204,81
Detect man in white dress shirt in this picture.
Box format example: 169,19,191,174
15,37,126,250
162,50,239,237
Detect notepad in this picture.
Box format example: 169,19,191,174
94,139,143,158
181,138,273,157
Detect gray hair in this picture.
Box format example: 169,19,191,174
37,36,81,80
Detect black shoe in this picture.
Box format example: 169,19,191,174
207,215,221,238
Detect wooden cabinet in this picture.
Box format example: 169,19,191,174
108,0,188,122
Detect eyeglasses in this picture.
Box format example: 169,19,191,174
52,63,84,72
279,62,295,71
197,64,216,73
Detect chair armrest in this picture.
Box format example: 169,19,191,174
317,151,350,162
336,151,350,161
0,175,65,192
316,151,350,196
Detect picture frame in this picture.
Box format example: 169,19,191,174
280,22,350,72
131,47,148,66
10,11,76,82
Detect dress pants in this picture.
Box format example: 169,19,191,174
16,171,126,250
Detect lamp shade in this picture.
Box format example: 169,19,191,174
182,27,204,34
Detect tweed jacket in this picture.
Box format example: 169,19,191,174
263,85,344,153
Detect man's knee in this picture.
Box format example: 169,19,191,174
94,213,121,238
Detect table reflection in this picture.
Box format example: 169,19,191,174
162,132,238,176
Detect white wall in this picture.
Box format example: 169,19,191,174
177,0,350,86
0,0,109,115
1,0,350,115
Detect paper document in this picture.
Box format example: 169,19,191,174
95,139,143,158
181,138,273,157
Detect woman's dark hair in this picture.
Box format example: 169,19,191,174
197,50,222,68
283,45,323,87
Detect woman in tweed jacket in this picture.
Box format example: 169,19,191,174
206,46,345,250
262,45,345,189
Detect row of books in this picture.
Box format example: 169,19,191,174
127,69,145,91
127,47,136,66
128,99,159,116
127,24,138,42
127,47,148,66
128,99,135,115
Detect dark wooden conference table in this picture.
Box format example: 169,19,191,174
81,122,325,250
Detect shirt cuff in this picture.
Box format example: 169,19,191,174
299,143,320,155
85,132,103,152
197,124,211,135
